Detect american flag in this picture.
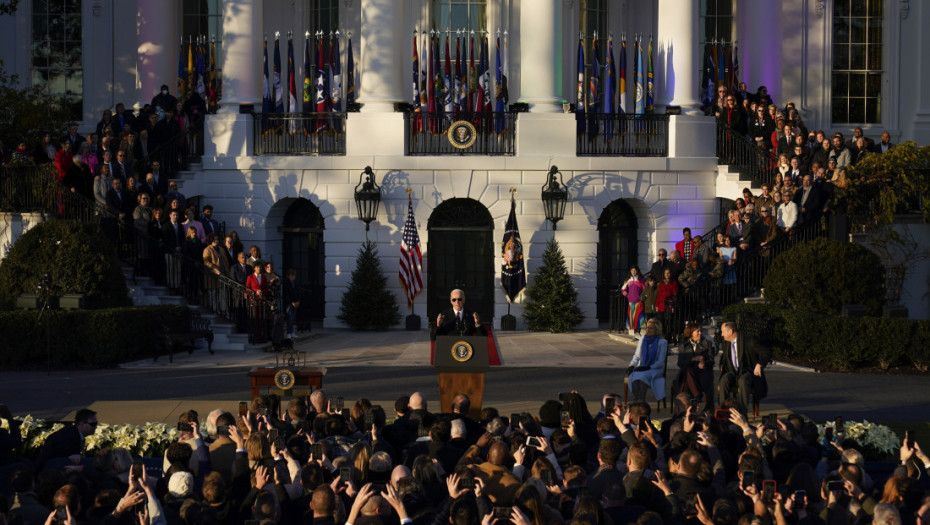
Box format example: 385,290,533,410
399,197,423,309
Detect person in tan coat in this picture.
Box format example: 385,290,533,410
465,441,521,505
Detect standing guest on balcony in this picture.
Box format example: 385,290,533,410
76,142,98,177
621,266,646,337
675,229,696,263
735,82,752,105
708,86,728,117
165,182,187,211
95,109,113,141
61,123,84,151
770,188,783,217
853,137,871,165
150,161,168,196
98,148,114,179
134,129,152,164
757,207,780,257
668,250,685,281
692,235,712,271
93,164,113,209
718,95,745,134
678,260,703,290
787,156,803,183
877,131,894,153
811,138,832,172
655,268,679,332
717,236,737,288
755,184,775,212
749,106,769,151
774,118,794,159
113,149,131,183
63,154,93,200
203,233,229,304
228,230,245,259
124,177,140,208
782,175,798,201
133,193,154,270
152,84,178,113
140,172,158,200
648,249,670,281
54,140,73,181
793,175,823,226
814,166,836,213
11,139,33,165
119,131,138,168
830,134,852,169
162,209,185,292
105,178,133,221
726,209,743,247
792,146,811,175
777,190,798,236
775,155,789,188
182,207,206,243
222,235,238,268
641,275,658,324
201,205,221,237
182,226,204,302
264,262,281,311
230,252,250,285
246,245,264,267
741,188,755,207
33,133,57,164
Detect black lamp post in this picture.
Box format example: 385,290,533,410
541,165,568,230
354,166,381,231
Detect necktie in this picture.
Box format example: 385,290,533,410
457,312,462,323
731,341,739,371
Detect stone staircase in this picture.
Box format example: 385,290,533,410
121,265,251,352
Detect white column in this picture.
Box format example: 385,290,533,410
740,1,782,104
657,0,701,114
518,0,562,112
357,0,404,112
136,0,178,110
219,0,263,109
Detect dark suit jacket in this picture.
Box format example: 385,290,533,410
106,188,134,217
36,425,82,468
430,308,485,339
229,262,250,284
720,334,771,398
162,221,184,252
793,186,823,223
202,217,221,237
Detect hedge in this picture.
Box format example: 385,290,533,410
0,305,190,367
722,303,930,372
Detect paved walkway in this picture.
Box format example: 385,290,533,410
2,328,928,428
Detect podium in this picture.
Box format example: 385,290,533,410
433,336,489,419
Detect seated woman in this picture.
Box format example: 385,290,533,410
627,319,667,403
677,323,715,408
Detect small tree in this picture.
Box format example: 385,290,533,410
0,219,130,310
0,64,73,148
522,238,584,332
338,241,401,330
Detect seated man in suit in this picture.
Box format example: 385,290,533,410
430,288,486,340
718,321,772,412
36,408,97,468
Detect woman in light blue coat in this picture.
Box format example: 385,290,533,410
627,319,668,402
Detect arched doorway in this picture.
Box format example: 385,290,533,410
597,200,638,322
280,199,325,326
427,198,494,322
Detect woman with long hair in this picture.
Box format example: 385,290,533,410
621,265,646,338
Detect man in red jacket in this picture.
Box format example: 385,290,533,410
675,228,695,263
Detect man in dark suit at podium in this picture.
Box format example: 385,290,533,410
431,289,486,340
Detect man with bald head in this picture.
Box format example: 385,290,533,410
310,485,336,525
467,441,521,505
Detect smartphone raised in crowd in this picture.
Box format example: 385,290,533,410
131,460,145,480
526,436,542,449
311,443,323,461
740,470,755,490
762,480,776,506
560,410,571,427
238,401,249,417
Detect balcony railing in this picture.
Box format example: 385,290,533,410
404,111,515,156
253,113,347,155
576,114,669,157
716,121,771,187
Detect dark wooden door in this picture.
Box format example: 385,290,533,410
427,229,494,321
597,200,638,321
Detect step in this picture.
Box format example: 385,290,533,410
154,295,187,306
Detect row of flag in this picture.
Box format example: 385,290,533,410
177,37,219,106
398,194,526,311
576,34,654,142
261,32,357,133
701,42,740,108
411,31,509,136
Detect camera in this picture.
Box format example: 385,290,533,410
526,436,542,449
258,405,269,416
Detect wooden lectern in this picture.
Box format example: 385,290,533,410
433,335,490,419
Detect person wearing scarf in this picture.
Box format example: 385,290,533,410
621,265,646,339
627,320,668,403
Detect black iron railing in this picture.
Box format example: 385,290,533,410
716,121,771,188
3,165,274,344
404,111,516,156
253,113,347,155
577,114,670,157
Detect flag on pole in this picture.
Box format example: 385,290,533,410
476,36,488,114
482,37,491,112
646,36,654,114
412,33,421,133
419,33,428,131
576,37,585,137
262,37,272,114
716,43,726,86
588,38,600,141
346,37,356,106
500,195,526,303
429,34,439,132
330,35,342,132
619,38,627,113
315,35,328,131
399,196,423,309
454,35,463,115
634,38,645,115
177,39,186,99
303,33,312,113
273,34,284,113
187,39,194,97
287,34,297,132
701,44,714,108
467,34,476,114
196,38,206,97
458,36,468,113
604,35,615,142
494,35,506,134
208,38,217,105
731,45,740,93
443,36,453,115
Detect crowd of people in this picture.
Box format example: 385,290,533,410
1,379,928,525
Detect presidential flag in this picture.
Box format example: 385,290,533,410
604,36,615,142
646,37,654,114
500,196,526,303
494,35,506,134
273,34,284,113
576,37,585,137
399,197,423,309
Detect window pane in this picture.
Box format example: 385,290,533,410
849,44,865,69
850,17,865,42
833,44,849,69
834,0,849,17
832,72,849,95
851,0,866,16
51,41,67,67
868,0,883,17
834,17,849,43
832,98,848,122
865,98,879,123
848,99,865,122
868,44,881,69
850,73,866,95
48,0,64,14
